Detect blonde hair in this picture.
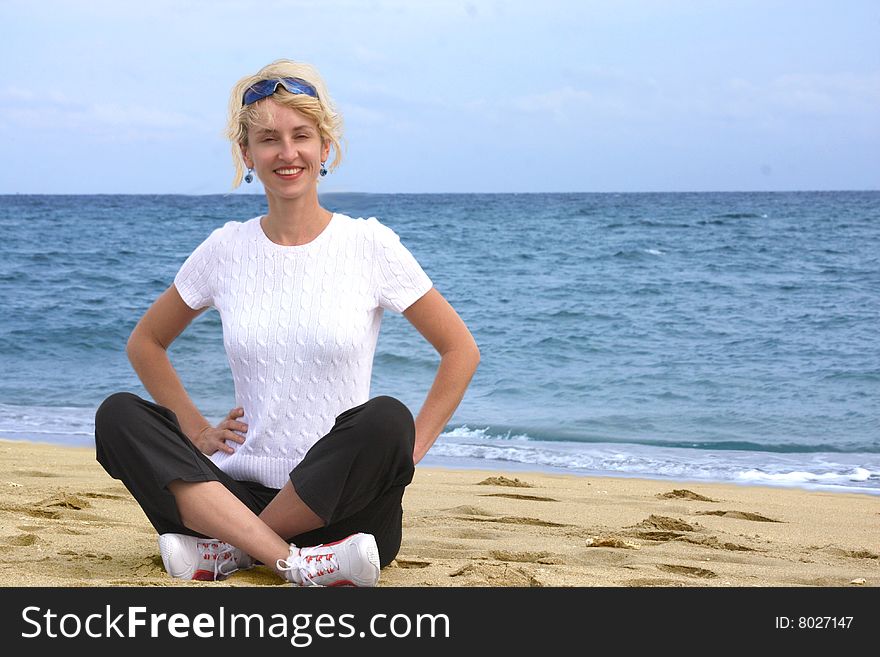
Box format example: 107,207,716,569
225,59,344,188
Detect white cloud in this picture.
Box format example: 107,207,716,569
511,85,652,123
0,87,208,137
504,71,880,127
766,73,880,116
669,73,880,123
90,104,201,129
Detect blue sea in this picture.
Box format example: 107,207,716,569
1,192,878,495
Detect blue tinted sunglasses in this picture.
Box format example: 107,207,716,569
243,77,318,105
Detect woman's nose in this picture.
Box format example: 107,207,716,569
278,138,298,161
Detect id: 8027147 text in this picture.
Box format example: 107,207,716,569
775,616,853,629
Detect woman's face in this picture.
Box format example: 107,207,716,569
241,99,330,201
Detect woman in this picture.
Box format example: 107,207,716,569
94,60,480,587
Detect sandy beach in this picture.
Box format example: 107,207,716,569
0,438,876,587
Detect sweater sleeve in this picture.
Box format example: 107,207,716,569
173,228,222,310
371,219,433,313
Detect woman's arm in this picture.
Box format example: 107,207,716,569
402,288,480,464
127,285,245,453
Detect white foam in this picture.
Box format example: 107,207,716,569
736,467,873,485
0,402,95,444
429,430,880,495
442,425,533,441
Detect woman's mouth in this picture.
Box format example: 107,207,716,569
274,167,303,179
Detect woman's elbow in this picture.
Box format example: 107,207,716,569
125,326,159,364
442,336,480,368
466,336,481,368
125,331,142,365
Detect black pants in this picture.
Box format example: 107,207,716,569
94,392,416,568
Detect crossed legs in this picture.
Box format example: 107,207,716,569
94,392,416,575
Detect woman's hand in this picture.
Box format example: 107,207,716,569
192,407,248,455
413,441,430,466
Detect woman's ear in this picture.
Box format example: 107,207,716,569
240,143,253,169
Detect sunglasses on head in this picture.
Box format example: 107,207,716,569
243,77,319,106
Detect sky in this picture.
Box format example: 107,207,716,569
1,0,878,194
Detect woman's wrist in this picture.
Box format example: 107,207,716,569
187,423,211,444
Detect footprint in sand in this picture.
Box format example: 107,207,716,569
696,510,782,523
489,550,562,564
634,514,699,532
675,535,756,552
464,516,568,527
623,515,698,542
476,476,534,488
818,546,879,560
392,559,431,569
444,505,497,516
0,503,61,520
656,489,718,502
39,494,92,510
656,563,717,579
450,563,543,586
445,505,566,527
478,493,558,502
3,532,43,546
28,499,115,525
626,515,756,551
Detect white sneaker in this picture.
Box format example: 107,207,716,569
158,533,253,581
276,532,380,587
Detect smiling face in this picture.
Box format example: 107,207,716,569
240,99,331,202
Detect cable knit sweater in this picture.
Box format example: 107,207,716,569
173,213,433,488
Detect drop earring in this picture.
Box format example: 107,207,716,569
320,162,327,177
244,167,254,184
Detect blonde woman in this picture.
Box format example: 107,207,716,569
94,60,479,586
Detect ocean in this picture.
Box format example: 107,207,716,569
1,192,877,495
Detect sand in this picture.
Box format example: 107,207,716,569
0,439,877,587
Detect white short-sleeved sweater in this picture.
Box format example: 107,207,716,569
173,213,433,489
